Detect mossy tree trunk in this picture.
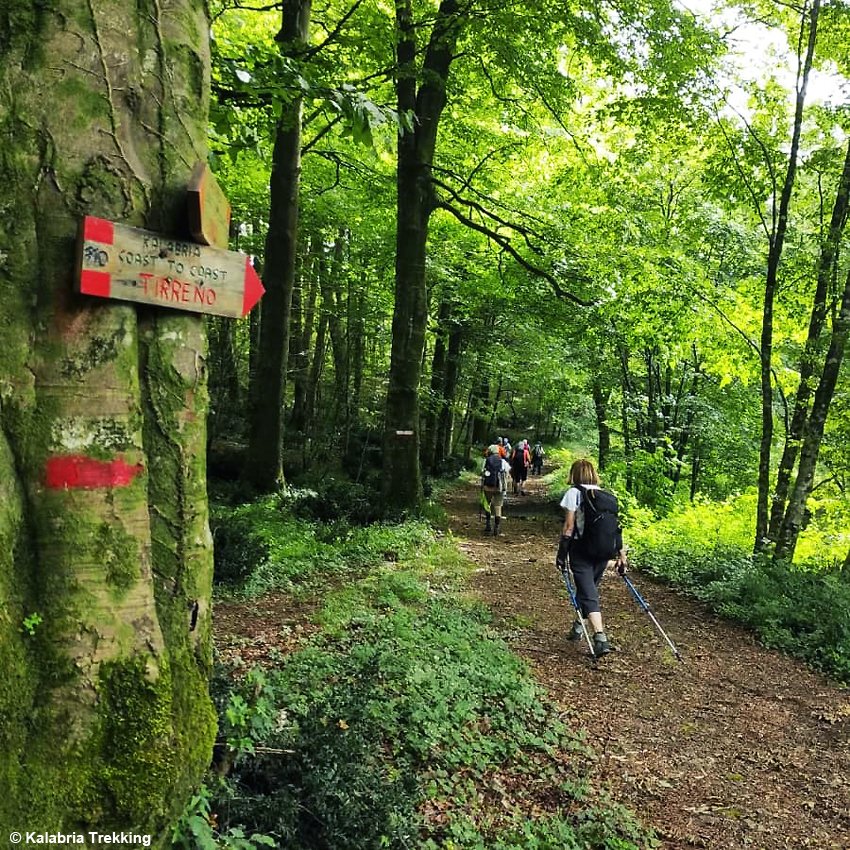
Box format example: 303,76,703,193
0,1,216,843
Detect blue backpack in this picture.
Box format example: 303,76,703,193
481,454,503,489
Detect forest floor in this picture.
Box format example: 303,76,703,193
214,472,850,850
446,471,850,850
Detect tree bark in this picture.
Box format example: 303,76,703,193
592,379,611,471
422,299,451,472
245,0,312,490
775,264,850,561
208,317,242,443
768,137,850,540
306,299,329,434
291,237,320,436
323,232,349,433
349,276,366,427
755,0,820,550
0,1,215,838
382,0,463,510
435,318,465,468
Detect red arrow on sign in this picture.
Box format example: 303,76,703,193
77,216,265,319
242,258,264,317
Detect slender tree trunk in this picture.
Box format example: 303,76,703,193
435,319,465,468
471,373,491,447
0,1,215,837
249,295,261,384
291,251,319,435
775,265,850,561
488,375,504,434
245,0,312,490
755,0,820,550
591,379,611,471
690,441,701,501
306,302,328,435
456,388,473,457
645,348,658,452
323,232,349,434
768,138,850,540
619,346,635,491
422,299,450,471
208,317,242,443
382,0,463,510
349,277,366,425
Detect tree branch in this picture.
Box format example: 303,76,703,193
435,199,592,306
303,0,365,60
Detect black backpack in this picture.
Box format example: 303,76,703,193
481,453,503,489
575,485,621,560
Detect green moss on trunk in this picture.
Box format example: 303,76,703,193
0,0,215,843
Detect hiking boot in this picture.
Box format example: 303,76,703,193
593,631,611,658
493,517,501,536
567,619,584,641
483,514,491,533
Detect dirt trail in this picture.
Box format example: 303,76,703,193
447,473,850,850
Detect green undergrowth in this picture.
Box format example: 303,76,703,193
627,494,850,685
182,491,657,849
210,492,452,599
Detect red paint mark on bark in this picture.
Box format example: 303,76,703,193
45,455,144,490
79,269,112,297
84,216,115,244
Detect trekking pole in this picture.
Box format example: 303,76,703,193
556,559,596,658
620,574,683,662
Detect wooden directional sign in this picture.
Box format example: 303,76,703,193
76,216,264,318
188,162,231,249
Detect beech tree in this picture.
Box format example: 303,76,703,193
0,1,215,838
245,0,313,490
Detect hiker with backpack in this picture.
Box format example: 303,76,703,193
480,444,510,536
510,439,530,495
531,441,545,475
555,458,628,658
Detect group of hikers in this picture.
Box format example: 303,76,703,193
480,444,629,659
479,437,545,535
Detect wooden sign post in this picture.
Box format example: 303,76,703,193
77,216,264,318
187,162,232,249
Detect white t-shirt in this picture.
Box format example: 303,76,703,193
560,484,601,537
559,484,600,513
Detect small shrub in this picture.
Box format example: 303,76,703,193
211,512,269,586
288,477,381,525
633,540,850,684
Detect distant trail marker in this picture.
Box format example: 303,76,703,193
77,215,264,318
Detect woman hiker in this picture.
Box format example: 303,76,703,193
557,458,628,657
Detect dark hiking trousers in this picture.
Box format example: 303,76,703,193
569,548,607,616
